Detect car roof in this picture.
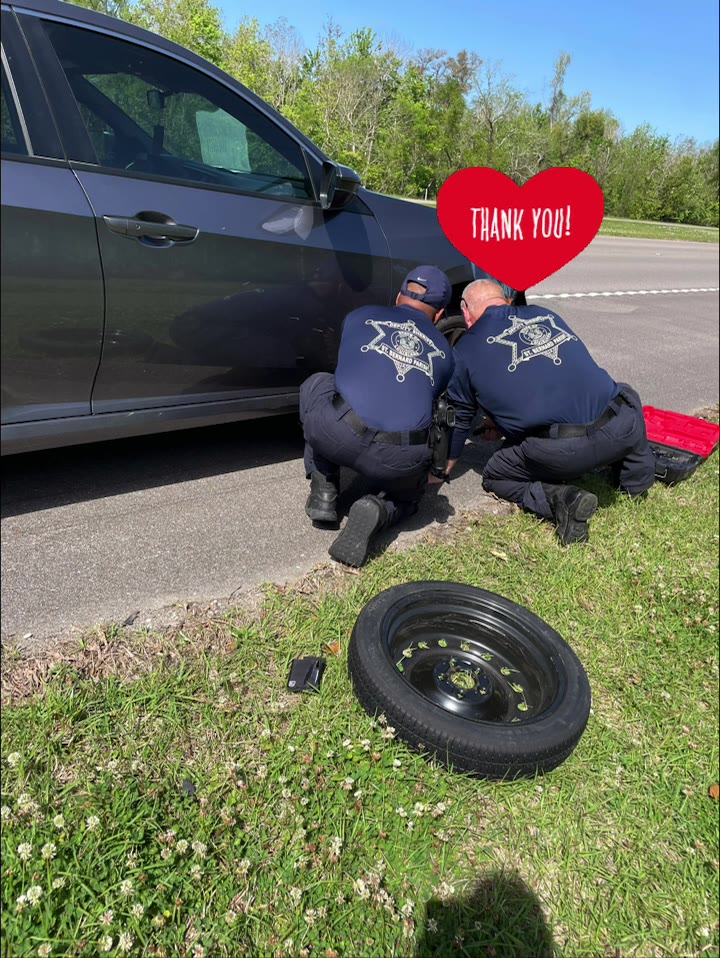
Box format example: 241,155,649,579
3,0,329,162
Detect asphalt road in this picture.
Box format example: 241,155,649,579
2,236,718,648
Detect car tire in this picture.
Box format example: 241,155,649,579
436,312,468,348
348,581,591,779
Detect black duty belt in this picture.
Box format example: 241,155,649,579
536,393,632,439
332,393,429,446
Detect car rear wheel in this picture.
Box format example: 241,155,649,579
348,581,591,779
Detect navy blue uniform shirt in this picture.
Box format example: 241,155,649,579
447,304,619,457
334,303,455,431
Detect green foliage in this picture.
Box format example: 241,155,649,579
66,0,719,226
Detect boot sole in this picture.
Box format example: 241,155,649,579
573,491,598,521
557,491,598,545
329,498,384,567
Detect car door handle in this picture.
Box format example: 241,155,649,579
103,214,199,243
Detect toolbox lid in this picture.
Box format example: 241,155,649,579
643,406,719,458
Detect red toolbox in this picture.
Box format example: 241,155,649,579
643,406,720,485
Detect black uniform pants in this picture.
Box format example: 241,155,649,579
299,372,432,523
481,385,656,520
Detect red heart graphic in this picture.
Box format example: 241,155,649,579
437,167,605,291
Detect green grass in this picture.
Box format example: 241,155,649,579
598,218,719,243
2,451,719,957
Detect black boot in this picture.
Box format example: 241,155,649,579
328,494,388,567
305,471,339,524
542,484,598,546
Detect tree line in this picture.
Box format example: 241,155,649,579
75,0,719,226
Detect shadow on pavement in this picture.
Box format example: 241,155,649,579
1,415,305,518
414,870,556,958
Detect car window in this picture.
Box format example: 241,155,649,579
1,61,29,155
40,21,313,200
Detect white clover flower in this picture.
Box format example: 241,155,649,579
353,789,363,800
176,839,189,855
289,886,302,904
325,750,335,758
392,759,402,769
160,848,172,860
361,739,371,751
192,946,205,958
190,864,203,881
336,892,346,906
163,829,176,843
278,775,288,785
6,752,21,767
26,886,43,905
131,903,144,919
86,815,100,832
17,794,39,815
53,815,66,830
17,843,33,861
281,788,292,800
400,900,415,918
98,937,113,953
236,858,251,876
436,829,451,843
406,821,415,832
191,841,207,859
37,945,52,957
353,878,371,900
52,877,66,890
342,777,354,790
16,894,28,912
100,910,113,926
255,765,268,781
381,727,396,740
342,738,353,748
117,932,134,953
224,911,237,925
329,836,343,857
120,879,134,898
41,843,57,860
287,745,296,753
413,803,426,817
395,807,408,818
1,806,12,820
303,908,318,926
427,918,438,933
126,851,138,869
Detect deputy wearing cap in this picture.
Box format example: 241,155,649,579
299,265,455,567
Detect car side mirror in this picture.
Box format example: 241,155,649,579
319,161,362,210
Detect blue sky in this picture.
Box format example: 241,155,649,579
221,0,719,144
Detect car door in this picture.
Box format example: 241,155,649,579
0,8,104,430
19,11,392,417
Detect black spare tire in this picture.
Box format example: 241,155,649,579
348,582,591,779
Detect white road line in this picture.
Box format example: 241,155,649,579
533,287,720,299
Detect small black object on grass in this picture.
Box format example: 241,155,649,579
287,657,326,693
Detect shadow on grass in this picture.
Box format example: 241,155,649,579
414,871,556,958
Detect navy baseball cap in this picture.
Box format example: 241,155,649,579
400,265,452,309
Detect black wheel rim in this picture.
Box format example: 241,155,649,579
383,594,562,724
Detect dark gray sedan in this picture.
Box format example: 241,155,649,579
1,0,515,455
